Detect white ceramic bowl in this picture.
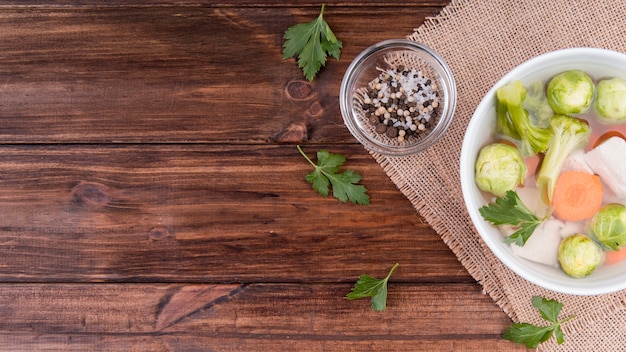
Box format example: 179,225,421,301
460,47,626,295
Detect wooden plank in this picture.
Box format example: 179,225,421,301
0,335,525,352
0,1,529,351
0,335,524,352
0,1,449,8
0,283,525,351
0,5,445,143
0,144,468,282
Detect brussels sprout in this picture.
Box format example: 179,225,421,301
558,234,604,278
475,143,527,197
595,77,626,124
547,70,595,115
588,203,626,250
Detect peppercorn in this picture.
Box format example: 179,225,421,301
375,124,387,134
357,65,441,143
385,127,398,138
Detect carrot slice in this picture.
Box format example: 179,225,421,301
525,155,540,183
605,246,626,265
552,171,604,221
593,130,626,149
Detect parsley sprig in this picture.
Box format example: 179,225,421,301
282,4,342,81
346,263,399,311
479,190,545,246
297,145,370,205
503,296,575,348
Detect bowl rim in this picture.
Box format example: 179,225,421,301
339,38,457,156
460,47,626,295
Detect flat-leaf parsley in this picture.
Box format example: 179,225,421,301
346,263,399,311
297,145,369,205
479,190,546,246
282,4,342,81
503,296,575,348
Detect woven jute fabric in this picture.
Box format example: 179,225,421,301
367,0,626,350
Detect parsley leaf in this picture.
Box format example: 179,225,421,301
503,296,575,349
282,4,342,81
346,263,399,311
478,190,545,246
297,145,370,205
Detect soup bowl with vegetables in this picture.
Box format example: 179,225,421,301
460,48,626,295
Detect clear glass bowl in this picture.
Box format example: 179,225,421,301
340,39,457,156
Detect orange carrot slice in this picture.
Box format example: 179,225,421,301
605,246,626,265
593,130,626,149
552,171,604,222
525,155,540,180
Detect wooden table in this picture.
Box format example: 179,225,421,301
0,1,528,350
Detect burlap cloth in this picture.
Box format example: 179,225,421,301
367,0,626,350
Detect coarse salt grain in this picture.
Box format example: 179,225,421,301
358,66,441,143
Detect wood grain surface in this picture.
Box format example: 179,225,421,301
0,1,528,351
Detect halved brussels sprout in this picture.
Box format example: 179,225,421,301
588,203,626,250
475,143,527,197
595,77,626,124
547,70,595,115
558,234,604,278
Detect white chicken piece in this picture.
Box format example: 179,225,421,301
516,185,550,219
561,149,594,174
584,136,626,199
510,218,564,267
558,220,585,239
